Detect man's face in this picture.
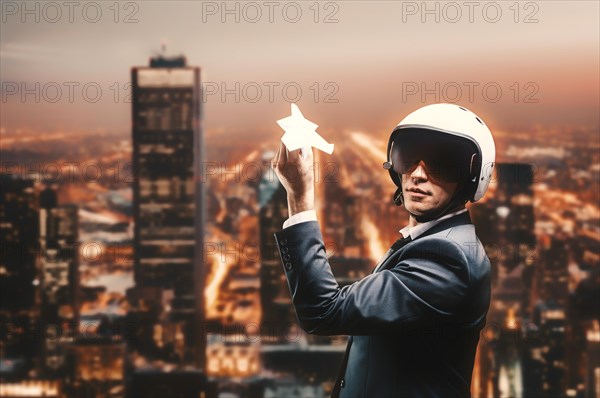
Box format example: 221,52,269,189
397,159,460,216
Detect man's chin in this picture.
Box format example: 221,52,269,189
405,198,428,209
404,204,430,215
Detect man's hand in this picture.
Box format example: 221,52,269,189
271,141,315,217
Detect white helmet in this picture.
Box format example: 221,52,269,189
384,103,496,218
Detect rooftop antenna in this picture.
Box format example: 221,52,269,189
149,39,186,67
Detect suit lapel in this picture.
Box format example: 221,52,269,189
371,247,396,274
373,244,409,273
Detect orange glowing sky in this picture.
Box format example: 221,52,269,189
1,1,598,139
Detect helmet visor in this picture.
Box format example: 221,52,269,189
389,128,478,183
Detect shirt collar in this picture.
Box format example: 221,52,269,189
399,208,468,240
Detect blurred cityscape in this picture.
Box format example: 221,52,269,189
1,55,599,398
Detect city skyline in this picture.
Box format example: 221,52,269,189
1,1,598,396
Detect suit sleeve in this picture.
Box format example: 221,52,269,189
274,220,471,336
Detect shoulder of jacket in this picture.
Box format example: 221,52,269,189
402,234,472,283
403,234,469,263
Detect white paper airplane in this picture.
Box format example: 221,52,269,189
276,103,334,160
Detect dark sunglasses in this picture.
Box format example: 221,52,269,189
387,131,478,183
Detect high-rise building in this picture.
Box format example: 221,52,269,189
470,163,536,397
257,151,294,344
39,186,79,374
538,234,570,308
130,54,205,368
0,174,39,313
0,174,40,368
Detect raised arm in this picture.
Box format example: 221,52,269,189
274,220,471,336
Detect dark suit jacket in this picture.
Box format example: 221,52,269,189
273,210,491,397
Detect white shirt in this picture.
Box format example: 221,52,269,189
397,208,468,239
283,208,468,239
282,209,318,229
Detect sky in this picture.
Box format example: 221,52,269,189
1,0,598,140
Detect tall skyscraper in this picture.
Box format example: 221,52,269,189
470,163,536,397
130,54,206,368
0,174,39,313
0,174,40,370
257,151,295,344
39,186,79,374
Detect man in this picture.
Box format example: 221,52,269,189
271,103,495,397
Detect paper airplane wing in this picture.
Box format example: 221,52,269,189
276,115,317,132
290,103,303,118
309,132,335,155
281,130,334,155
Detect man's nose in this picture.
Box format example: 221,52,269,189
410,160,428,181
